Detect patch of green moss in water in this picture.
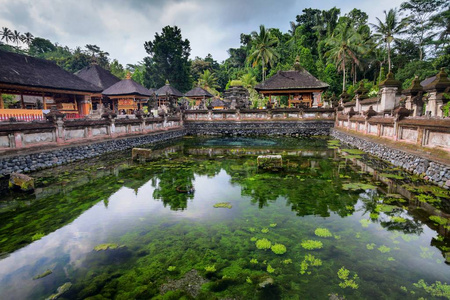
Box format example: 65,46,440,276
0,136,448,300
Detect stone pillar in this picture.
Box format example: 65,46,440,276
423,68,450,117
378,73,401,115
426,92,443,117
14,132,23,148
56,117,65,143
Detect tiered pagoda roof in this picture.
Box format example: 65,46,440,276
155,81,183,97
102,74,153,97
184,86,213,98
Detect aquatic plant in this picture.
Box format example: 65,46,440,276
269,223,277,227
391,216,406,223
31,233,45,241
334,235,341,240
261,228,269,233
167,266,177,272
337,267,359,289
378,245,391,253
314,228,332,238
33,269,52,280
299,254,322,275
249,227,256,232
413,280,450,299
250,258,258,264
94,243,119,251
271,243,287,255
213,202,232,209
366,243,375,250
379,173,404,180
342,183,376,191
255,238,272,250
250,237,257,242
387,257,395,261
283,259,292,265
205,265,216,272
355,232,361,238
267,264,275,273
375,204,396,213
429,215,448,225
370,212,379,219
420,246,434,259
359,219,371,228
417,194,441,204
301,240,323,250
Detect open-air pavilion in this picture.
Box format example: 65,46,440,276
184,86,213,108
0,49,102,120
155,81,183,108
254,62,329,108
102,73,153,114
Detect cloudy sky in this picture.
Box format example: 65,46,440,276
1,0,405,66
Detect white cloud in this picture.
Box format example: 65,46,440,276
0,0,406,65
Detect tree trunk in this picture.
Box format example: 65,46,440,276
342,60,346,92
387,41,391,73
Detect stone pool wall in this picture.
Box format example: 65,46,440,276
185,120,335,136
0,129,186,176
331,128,450,188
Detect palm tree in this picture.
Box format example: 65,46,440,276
240,73,257,89
248,25,280,82
1,27,13,45
371,9,409,72
12,30,21,47
198,70,218,89
325,20,366,92
20,32,34,47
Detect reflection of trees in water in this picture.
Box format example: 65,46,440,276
226,157,358,216
152,167,195,211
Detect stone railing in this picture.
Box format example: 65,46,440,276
336,114,450,150
183,108,336,121
0,114,183,150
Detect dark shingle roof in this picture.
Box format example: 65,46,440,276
102,78,153,97
0,49,102,92
184,86,213,98
211,98,226,107
155,83,183,97
420,76,435,87
75,64,121,90
255,70,329,91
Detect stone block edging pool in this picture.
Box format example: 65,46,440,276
331,128,450,188
0,129,186,176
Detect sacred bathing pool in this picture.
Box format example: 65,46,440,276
0,49,449,299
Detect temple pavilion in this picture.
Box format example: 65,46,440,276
102,73,153,114
75,64,121,111
0,49,101,120
155,81,183,107
184,86,213,108
254,60,329,108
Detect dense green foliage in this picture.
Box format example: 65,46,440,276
1,0,448,97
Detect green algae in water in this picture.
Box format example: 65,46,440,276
342,182,377,191
429,215,448,225
271,243,287,255
379,173,405,180
341,148,366,155
33,269,52,280
337,267,359,289
213,202,232,209
413,280,450,299
378,245,391,253
94,243,119,251
301,240,323,250
315,228,332,238
255,238,272,250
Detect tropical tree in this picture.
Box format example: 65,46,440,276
1,27,13,45
247,25,280,82
12,30,21,47
198,69,218,89
371,9,409,72
325,19,366,91
20,32,34,48
400,0,447,60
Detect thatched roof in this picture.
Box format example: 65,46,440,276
75,64,120,90
155,82,183,97
255,70,329,91
359,97,378,105
185,86,213,98
102,77,153,97
0,49,102,93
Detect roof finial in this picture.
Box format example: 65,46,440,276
293,56,303,71
126,72,131,80
165,79,170,85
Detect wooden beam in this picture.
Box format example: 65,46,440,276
0,93,4,109
20,94,25,108
42,93,46,110
259,89,325,95
0,83,94,96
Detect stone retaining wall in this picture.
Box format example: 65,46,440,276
185,121,334,136
0,129,186,176
331,128,450,188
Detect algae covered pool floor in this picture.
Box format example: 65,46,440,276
0,136,449,299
